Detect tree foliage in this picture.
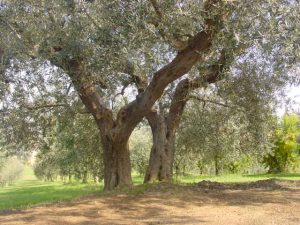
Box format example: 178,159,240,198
130,126,152,176
263,114,300,173
0,153,24,187
34,113,103,182
0,0,299,188
176,96,273,175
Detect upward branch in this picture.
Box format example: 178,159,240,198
56,58,114,135
116,0,224,136
166,50,227,132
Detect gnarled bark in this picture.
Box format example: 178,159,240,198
144,112,175,182
102,136,132,190
144,80,189,182
144,51,227,183
66,60,133,190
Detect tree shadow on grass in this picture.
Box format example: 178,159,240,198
1,180,300,225
0,194,208,225
0,180,300,224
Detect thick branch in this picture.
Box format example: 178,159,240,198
166,50,227,132
135,32,210,106
146,108,163,134
64,59,114,134
117,17,221,138
166,79,190,133
125,63,162,132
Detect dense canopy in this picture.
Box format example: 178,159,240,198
0,0,299,189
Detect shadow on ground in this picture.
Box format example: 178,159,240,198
0,179,300,225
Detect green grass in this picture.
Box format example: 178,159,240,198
176,173,300,184
132,172,144,185
1,166,299,211
0,166,102,210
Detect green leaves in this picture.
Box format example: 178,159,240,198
263,114,300,173
34,112,104,182
0,154,24,187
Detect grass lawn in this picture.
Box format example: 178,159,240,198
1,166,299,211
0,166,102,210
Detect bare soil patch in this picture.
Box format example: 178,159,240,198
1,179,300,225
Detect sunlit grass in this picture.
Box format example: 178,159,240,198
132,171,144,185
0,165,102,210
175,173,300,184
0,179,102,210
1,166,299,211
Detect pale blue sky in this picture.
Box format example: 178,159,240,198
277,85,300,116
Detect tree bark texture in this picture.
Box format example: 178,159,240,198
144,52,227,183
102,137,132,190
144,113,176,182
144,79,189,182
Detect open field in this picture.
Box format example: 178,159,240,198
0,166,102,210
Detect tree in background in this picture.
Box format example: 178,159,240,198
263,114,300,173
34,112,103,183
130,126,152,176
0,153,24,187
176,92,273,176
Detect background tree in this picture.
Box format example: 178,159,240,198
263,114,300,173
34,112,103,183
0,153,24,187
130,126,152,176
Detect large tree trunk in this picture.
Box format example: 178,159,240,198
102,136,132,190
144,115,176,182
62,59,133,190
214,154,220,176
143,51,227,183
144,80,189,183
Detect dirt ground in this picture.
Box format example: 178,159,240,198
1,179,300,225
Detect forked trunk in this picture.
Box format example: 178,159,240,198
62,9,220,190
102,138,132,190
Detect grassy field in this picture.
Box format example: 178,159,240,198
0,166,102,210
0,166,300,211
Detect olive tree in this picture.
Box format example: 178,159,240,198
0,0,299,189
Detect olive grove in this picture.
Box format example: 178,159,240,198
0,0,299,190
